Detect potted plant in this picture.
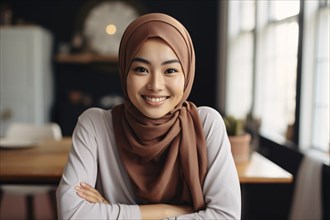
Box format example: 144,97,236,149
224,116,251,164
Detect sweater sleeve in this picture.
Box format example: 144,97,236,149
56,108,141,219
166,107,241,220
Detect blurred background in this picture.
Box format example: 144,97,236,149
0,0,329,219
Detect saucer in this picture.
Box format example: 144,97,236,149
0,138,38,149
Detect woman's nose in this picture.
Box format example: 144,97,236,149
147,72,165,91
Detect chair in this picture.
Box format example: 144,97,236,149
0,122,63,220
289,149,329,220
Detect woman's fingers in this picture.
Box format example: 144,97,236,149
80,182,98,192
75,186,103,203
74,182,109,204
75,186,100,203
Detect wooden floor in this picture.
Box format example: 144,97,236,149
0,192,53,220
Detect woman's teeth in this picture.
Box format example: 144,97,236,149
144,96,167,103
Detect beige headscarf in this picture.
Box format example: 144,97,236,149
112,13,208,211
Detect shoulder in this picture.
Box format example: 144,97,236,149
74,107,116,141
197,106,224,128
196,106,227,142
78,107,112,122
76,107,113,132
197,106,222,118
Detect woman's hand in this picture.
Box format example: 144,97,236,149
74,182,110,204
140,204,194,219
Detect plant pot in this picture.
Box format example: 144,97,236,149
229,133,251,164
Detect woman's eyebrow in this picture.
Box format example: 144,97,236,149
162,59,180,65
131,57,150,64
131,57,180,66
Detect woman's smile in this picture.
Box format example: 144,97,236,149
142,95,169,106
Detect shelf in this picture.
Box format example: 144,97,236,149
54,54,118,64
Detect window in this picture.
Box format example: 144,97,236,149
225,0,255,119
312,3,330,151
254,1,299,141
301,0,329,152
224,0,329,152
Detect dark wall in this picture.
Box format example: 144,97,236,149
2,0,219,106
2,0,219,135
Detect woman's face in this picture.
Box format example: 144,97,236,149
127,38,185,119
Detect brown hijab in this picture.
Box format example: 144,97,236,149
112,13,208,211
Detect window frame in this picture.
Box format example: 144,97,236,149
221,0,329,152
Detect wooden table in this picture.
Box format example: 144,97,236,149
0,137,72,185
0,138,292,185
236,152,293,183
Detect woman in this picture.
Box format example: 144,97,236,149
56,13,241,219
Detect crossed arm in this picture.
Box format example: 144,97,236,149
74,182,194,219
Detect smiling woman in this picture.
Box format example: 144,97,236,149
56,13,241,220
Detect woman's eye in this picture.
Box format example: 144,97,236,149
164,68,178,74
133,67,148,73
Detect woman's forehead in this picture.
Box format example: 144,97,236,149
133,38,177,57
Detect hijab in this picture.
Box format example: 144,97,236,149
112,13,208,211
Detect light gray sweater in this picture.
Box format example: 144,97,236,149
56,106,241,219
